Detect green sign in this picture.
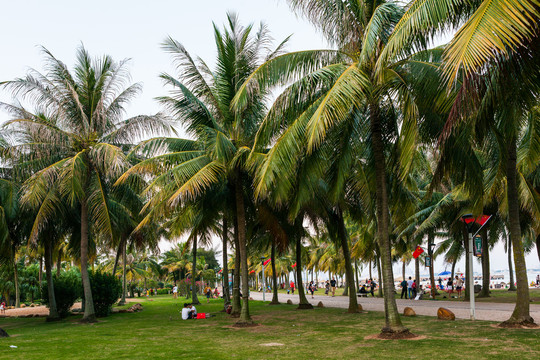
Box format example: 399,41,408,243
474,235,482,257
425,256,431,267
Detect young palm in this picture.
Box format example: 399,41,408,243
1,47,170,322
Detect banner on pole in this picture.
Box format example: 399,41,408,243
412,246,424,259
474,235,482,257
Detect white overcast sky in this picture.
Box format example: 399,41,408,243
0,0,538,277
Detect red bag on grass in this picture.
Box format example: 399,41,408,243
196,313,206,319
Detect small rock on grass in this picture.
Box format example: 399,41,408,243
437,307,455,321
317,301,324,308
404,307,416,316
286,299,293,305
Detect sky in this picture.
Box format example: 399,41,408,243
0,0,538,278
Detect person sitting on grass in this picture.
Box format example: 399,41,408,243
181,303,197,320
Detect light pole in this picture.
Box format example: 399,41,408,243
460,214,492,320
261,257,266,301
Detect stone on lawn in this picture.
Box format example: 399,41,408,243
437,307,455,321
403,307,416,316
357,304,363,311
317,301,324,308
286,299,293,305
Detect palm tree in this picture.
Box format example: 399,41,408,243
234,1,449,336
119,13,289,325
0,46,169,322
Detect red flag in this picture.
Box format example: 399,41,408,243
412,246,424,259
217,269,222,274
263,258,271,266
475,215,490,226
291,262,297,268
249,270,255,274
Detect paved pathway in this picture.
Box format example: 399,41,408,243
250,292,540,322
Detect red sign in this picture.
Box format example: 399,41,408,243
291,262,297,268
249,270,255,274
263,258,271,266
412,246,424,259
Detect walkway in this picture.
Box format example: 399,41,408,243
250,292,540,322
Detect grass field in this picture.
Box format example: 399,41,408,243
1,295,539,359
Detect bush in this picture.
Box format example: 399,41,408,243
86,271,121,317
157,289,169,295
41,270,81,318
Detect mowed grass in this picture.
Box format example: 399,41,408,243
1,295,539,360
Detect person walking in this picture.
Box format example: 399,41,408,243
330,278,337,297
172,285,178,299
325,280,330,295
308,281,315,298
369,279,376,297
536,274,539,286
412,279,417,298
290,280,295,295
204,285,212,303
407,277,413,299
400,278,408,299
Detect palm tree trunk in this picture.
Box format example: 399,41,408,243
377,256,383,298
507,232,516,291
191,232,200,305
39,256,43,285
235,176,253,324
414,256,420,295
270,238,280,305
337,208,358,312
428,233,438,299
503,136,533,325
295,235,313,309
369,260,372,280
402,259,406,282
370,104,406,334
80,197,96,322
12,249,20,308
231,219,241,317
222,216,230,310
478,228,490,297
44,241,59,320
354,261,359,293
119,240,127,306
112,239,123,277
451,258,456,283
56,248,62,277
536,235,540,262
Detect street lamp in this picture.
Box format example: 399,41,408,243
261,256,266,301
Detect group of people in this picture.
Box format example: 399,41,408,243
400,277,420,300
400,275,465,300
357,279,377,297
181,303,197,320
0,300,6,314
172,284,220,302
324,279,337,296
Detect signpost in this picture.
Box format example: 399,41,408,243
460,214,492,320
473,235,482,257
425,256,431,268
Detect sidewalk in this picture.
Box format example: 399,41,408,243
249,291,540,322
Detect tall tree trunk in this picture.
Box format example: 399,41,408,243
235,176,253,324
451,257,456,283
191,232,200,305
231,220,241,317
536,235,540,263
507,233,516,291
270,238,280,305
428,233,438,299
222,216,230,310
402,259,406,283
44,241,59,320
478,228,490,297
377,256,383,298
503,137,534,325
414,256,420,295
38,256,43,285
370,104,406,335
355,261,359,293
80,197,96,322
112,239,123,277
295,235,313,309
119,240,127,306
337,208,358,312
56,248,62,277
12,249,20,308
463,225,471,300
369,260,372,281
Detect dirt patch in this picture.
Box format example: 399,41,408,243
364,334,426,341
260,343,284,347
491,323,540,330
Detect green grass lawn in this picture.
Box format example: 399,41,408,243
1,295,539,359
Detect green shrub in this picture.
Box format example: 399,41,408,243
157,289,169,295
41,270,81,318
86,271,121,317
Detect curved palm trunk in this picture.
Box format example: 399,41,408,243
478,228,490,298
118,240,127,306
337,208,358,312
270,238,280,305
44,241,59,320
295,235,313,309
503,137,533,325
56,248,62,277
231,212,241,317
222,217,230,310
370,104,406,333
191,232,200,305
12,250,20,308
80,197,96,323
428,233,438,299
235,177,252,324
112,239,123,277
377,256,383,298
507,234,516,291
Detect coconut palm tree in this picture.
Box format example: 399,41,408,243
119,13,289,325
0,46,170,322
